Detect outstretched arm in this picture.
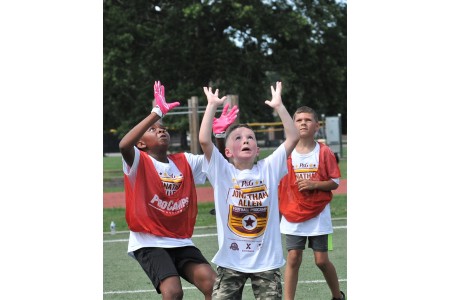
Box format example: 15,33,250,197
265,81,300,156
119,81,180,166
199,87,227,161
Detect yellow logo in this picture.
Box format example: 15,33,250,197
228,205,268,238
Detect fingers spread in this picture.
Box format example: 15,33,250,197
229,105,238,115
222,103,230,115
169,102,180,109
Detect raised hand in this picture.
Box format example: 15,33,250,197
213,103,239,135
203,87,227,106
264,81,283,109
153,81,180,116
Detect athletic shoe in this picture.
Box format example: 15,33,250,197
331,291,345,300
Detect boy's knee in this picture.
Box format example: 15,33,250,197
193,268,216,296
315,259,333,271
201,276,216,295
315,260,326,270
161,289,183,299
287,258,302,269
287,250,303,265
159,277,184,299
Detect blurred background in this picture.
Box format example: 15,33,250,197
103,0,347,153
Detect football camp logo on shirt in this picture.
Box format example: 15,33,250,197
156,170,183,196
293,162,318,179
293,162,320,196
147,169,187,216
227,179,269,238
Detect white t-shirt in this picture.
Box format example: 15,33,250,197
123,147,206,258
203,145,287,273
279,142,339,236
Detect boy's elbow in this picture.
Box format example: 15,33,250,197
331,181,339,190
287,132,300,145
199,133,212,146
118,139,126,150
199,139,211,150
118,140,132,154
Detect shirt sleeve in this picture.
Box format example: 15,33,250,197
122,147,140,187
259,143,288,180
202,146,230,185
184,152,207,185
323,146,341,180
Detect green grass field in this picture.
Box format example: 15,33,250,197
103,219,347,299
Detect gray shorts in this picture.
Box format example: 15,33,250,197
212,266,282,300
285,234,329,252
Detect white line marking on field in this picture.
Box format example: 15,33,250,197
331,217,347,221
103,218,347,234
333,225,347,229
104,239,128,243
104,225,347,243
104,279,347,295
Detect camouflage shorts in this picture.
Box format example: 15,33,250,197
212,266,282,300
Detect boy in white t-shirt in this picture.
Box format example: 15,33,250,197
199,82,300,299
278,106,345,300
119,81,237,300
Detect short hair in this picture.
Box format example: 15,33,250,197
293,106,319,122
225,124,253,144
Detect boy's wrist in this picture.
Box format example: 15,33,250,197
214,132,226,138
207,102,221,109
274,103,285,111
151,106,163,118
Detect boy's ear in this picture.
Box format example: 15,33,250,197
314,122,320,133
256,147,260,156
136,140,146,150
225,147,233,158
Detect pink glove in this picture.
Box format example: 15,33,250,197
153,81,180,117
213,103,239,137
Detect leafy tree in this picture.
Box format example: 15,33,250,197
104,0,347,146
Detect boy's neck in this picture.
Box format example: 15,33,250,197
148,151,169,163
295,138,317,154
232,159,255,171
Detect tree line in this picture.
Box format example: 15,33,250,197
104,0,347,141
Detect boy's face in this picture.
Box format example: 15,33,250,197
137,121,170,151
294,112,319,138
225,127,260,162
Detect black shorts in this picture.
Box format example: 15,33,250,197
285,234,329,252
133,246,210,294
